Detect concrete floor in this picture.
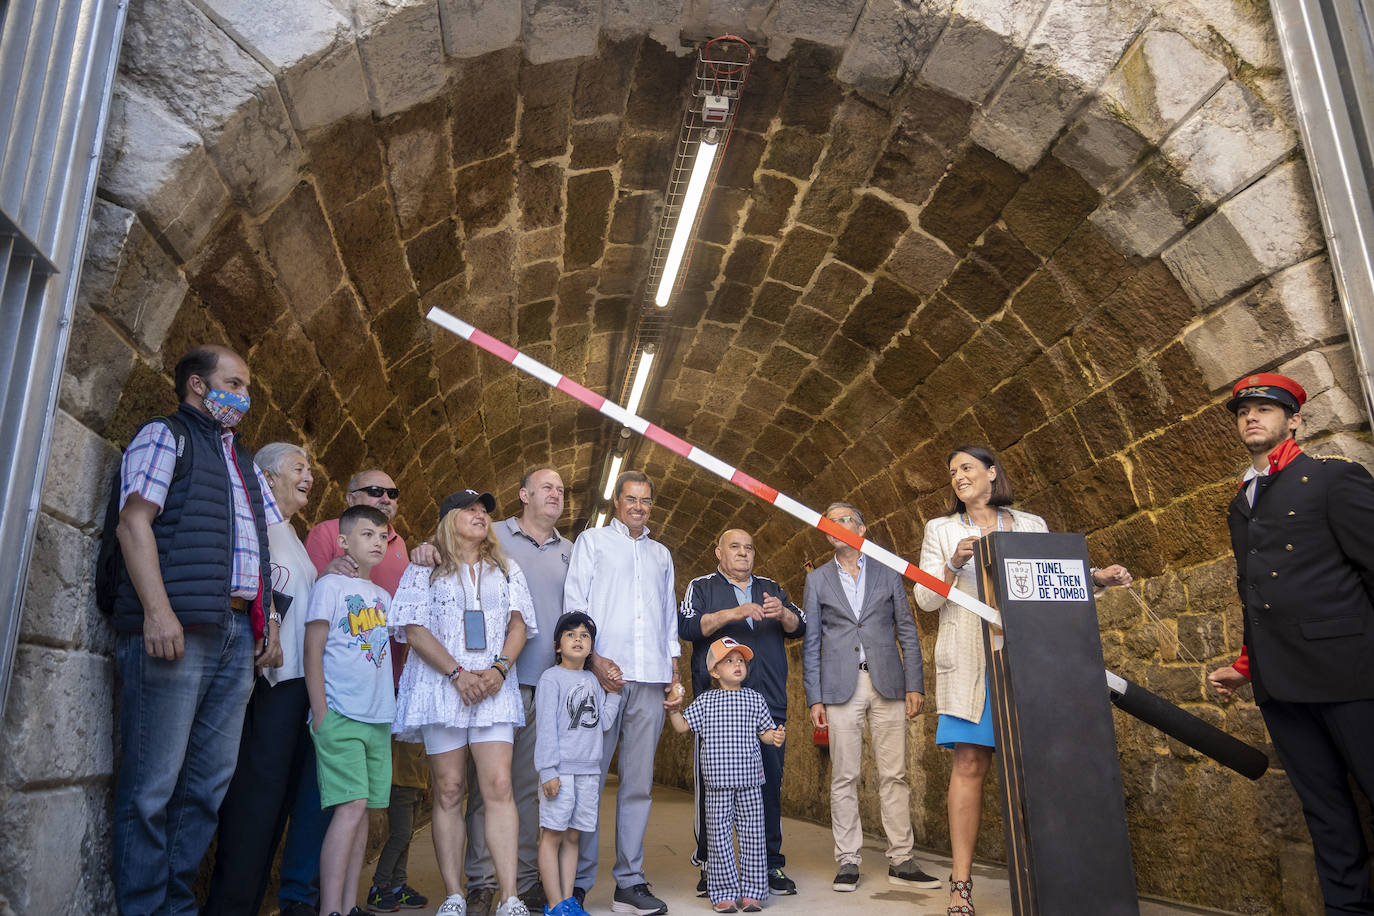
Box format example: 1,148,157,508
357,780,1229,916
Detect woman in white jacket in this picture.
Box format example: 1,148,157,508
914,445,1130,915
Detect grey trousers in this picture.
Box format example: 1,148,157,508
465,684,541,893
576,680,667,891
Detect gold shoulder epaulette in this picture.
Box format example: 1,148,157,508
1315,454,1355,463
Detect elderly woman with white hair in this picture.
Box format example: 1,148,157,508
205,442,323,916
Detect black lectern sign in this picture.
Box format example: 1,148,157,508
976,531,1138,916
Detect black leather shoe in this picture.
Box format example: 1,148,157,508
696,869,708,897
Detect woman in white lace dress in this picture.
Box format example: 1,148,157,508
391,489,537,916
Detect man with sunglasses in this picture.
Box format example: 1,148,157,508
273,469,415,916
802,501,939,894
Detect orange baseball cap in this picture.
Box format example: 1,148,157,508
707,636,753,670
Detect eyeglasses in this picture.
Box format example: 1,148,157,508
352,486,399,500
828,515,858,525
620,496,653,507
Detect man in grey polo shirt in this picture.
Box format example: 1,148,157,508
416,466,572,915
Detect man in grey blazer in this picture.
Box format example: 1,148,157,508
803,501,940,893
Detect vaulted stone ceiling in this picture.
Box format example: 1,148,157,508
62,1,1369,905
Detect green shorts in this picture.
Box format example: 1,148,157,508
310,710,392,808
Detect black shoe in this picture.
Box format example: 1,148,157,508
832,864,859,892
519,884,548,914
611,883,667,916
888,859,942,889
768,868,797,895
696,869,708,898
281,902,319,916
572,888,587,909
468,885,498,916
348,908,369,916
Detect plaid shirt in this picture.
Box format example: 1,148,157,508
682,687,776,788
120,420,281,599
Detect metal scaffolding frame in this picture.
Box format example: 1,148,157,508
0,0,129,716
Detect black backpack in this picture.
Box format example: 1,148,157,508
94,414,191,615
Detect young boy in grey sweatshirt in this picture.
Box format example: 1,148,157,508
535,612,623,916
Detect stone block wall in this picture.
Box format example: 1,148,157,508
1,0,1367,911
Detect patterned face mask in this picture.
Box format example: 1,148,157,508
203,388,250,427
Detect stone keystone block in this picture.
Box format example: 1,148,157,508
352,0,449,117
837,0,952,95
973,0,1149,171
40,410,121,530
438,0,522,59
921,0,1046,104
523,0,600,64
20,514,97,647
0,646,114,785
769,0,866,45
194,0,369,130
121,0,302,213
1161,80,1299,205
1052,100,1150,194
77,199,187,356
98,80,229,261
1163,161,1325,308
1181,258,1343,389
1099,28,1227,145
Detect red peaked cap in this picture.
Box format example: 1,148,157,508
1225,372,1307,414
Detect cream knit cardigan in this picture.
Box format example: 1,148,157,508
913,507,1048,723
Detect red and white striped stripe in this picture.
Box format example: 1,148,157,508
427,307,1003,627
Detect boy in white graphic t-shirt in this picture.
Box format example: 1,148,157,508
305,504,396,916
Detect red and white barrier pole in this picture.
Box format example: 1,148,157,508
426,306,1002,628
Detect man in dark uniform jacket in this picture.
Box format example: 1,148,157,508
1208,371,1374,914
679,528,806,896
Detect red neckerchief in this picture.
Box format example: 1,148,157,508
1238,438,1303,490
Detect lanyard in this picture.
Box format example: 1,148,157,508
457,561,483,609
960,508,1005,534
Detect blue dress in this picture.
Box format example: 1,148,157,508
935,674,995,749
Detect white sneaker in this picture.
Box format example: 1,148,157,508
438,894,468,916
495,896,532,916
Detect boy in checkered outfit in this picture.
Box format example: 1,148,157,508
669,637,786,913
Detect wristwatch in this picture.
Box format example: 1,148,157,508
268,611,282,625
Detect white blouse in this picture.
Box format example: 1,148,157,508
263,520,318,686
389,559,538,741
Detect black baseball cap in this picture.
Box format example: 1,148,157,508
440,488,496,521
553,611,597,643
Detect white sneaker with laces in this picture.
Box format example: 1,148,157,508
438,894,467,916
495,896,532,916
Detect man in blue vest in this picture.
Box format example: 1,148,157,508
111,344,280,916
678,529,806,897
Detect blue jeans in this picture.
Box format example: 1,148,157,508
278,732,332,907
113,613,254,916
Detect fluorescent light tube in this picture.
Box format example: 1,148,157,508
602,453,625,500
624,350,656,416
595,511,608,528
655,138,720,307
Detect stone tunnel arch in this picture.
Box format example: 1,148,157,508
5,0,1369,911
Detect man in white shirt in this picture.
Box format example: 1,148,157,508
563,470,681,916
